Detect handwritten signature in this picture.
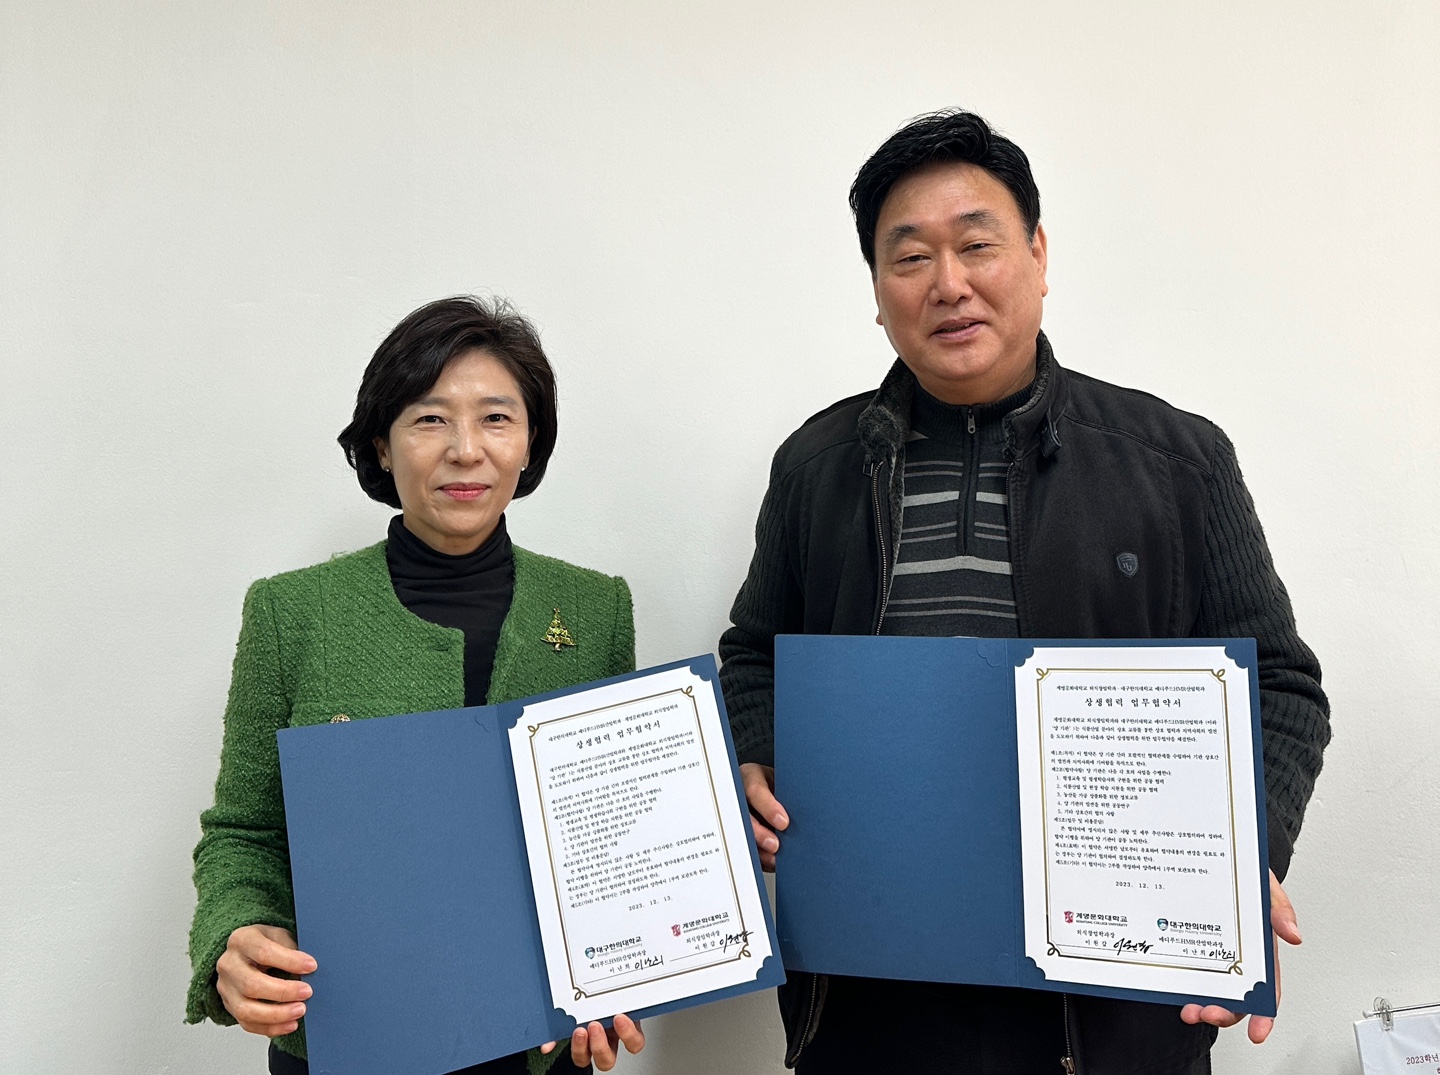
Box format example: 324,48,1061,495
720,930,752,953
1113,937,1153,955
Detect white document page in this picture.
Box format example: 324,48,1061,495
1355,1007,1440,1074
508,664,772,1023
1013,645,1266,1001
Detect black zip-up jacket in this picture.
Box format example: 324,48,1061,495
718,335,1330,1073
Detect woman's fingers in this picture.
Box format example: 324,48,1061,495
217,924,317,1037
231,924,318,976
234,1007,305,1036
218,956,313,1003
215,971,307,1035
214,960,309,1025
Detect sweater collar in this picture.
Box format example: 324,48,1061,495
857,330,1064,464
910,380,1034,443
385,513,513,585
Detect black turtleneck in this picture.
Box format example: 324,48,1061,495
385,514,515,706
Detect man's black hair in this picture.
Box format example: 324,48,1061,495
849,109,1041,271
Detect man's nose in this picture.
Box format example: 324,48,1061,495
930,251,971,304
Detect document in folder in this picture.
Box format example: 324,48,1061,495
773,635,1275,1015
277,655,783,1075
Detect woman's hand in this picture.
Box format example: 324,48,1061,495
540,1013,645,1071
215,924,317,1037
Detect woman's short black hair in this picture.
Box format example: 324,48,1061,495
338,295,558,508
849,109,1042,272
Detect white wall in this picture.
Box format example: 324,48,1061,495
2,2,1436,1072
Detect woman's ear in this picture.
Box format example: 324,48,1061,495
373,436,391,473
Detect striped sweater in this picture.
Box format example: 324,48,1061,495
881,382,1030,637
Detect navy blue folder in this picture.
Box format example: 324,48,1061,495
277,654,783,1075
773,636,1275,1016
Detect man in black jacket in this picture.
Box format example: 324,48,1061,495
718,110,1330,1074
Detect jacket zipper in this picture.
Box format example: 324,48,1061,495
961,409,978,556
1061,993,1076,1073
871,458,894,633
787,974,821,1067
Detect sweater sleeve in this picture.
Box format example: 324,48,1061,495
1194,432,1331,881
719,454,802,767
186,578,299,1030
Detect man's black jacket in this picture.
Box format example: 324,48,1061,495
718,335,1330,1072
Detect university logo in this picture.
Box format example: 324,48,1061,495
585,946,596,958
1063,910,1074,924
1156,918,1169,931
671,924,682,937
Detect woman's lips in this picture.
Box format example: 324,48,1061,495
441,483,488,501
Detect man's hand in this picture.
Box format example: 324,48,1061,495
541,1014,645,1071
215,924,317,1037
740,763,788,871
1179,870,1301,1043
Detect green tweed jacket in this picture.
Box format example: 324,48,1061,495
186,539,635,1071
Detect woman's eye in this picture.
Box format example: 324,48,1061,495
416,414,445,425
484,412,513,423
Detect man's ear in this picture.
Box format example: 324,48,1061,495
1032,222,1049,298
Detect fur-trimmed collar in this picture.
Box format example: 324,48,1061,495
856,331,1058,466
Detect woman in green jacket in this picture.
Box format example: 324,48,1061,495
187,296,646,1075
